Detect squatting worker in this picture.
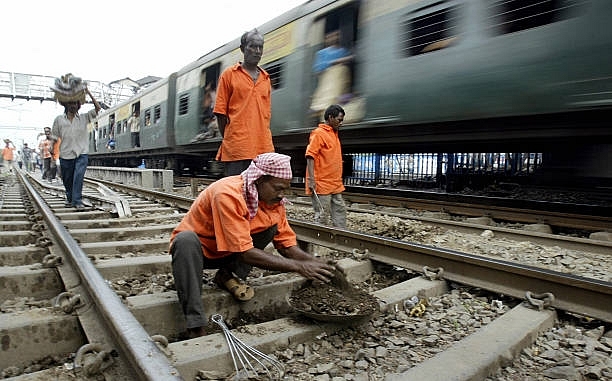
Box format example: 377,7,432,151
213,28,275,176
170,153,336,338
305,104,347,228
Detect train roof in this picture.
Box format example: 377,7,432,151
175,0,341,76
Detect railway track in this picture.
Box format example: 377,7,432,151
1,171,610,380
177,177,612,235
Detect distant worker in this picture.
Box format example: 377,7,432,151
305,104,347,228
128,110,141,148
16,150,23,169
39,127,56,182
51,85,101,210
170,153,337,338
2,139,16,174
213,28,274,176
22,143,33,172
51,137,61,181
310,30,353,119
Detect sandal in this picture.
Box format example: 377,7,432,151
214,271,254,301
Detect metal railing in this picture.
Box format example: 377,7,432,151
0,71,137,108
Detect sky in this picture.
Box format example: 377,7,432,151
1,0,306,148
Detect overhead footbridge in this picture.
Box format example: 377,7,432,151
0,71,155,109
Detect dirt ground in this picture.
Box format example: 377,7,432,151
288,280,380,322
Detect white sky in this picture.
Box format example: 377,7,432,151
1,0,306,148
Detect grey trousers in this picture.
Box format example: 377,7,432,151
311,193,347,228
171,226,277,329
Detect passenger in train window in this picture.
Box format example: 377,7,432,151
191,82,220,142
305,104,347,228
310,30,353,121
106,134,116,151
213,28,274,176
51,87,101,210
170,153,337,339
128,110,140,148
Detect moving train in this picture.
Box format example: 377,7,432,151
88,0,612,187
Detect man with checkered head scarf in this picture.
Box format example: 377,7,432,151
170,153,337,339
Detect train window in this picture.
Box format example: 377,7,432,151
401,4,461,56
262,61,284,90
144,109,152,127
487,0,584,35
154,105,161,124
178,94,189,115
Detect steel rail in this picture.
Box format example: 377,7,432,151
337,191,612,232
288,198,612,255
290,220,612,323
89,177,612,322
145,177,612,231
87,176,195,211
18,173,183,380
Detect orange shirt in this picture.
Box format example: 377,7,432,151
304,123,345,195
2,146,15,161
52,139,61,160
39,139,52,159
213,63,274,161
170,175,297,259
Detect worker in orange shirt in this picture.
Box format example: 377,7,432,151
213,29,274,176
170,153,336,338
49,136,62,181
39,127,56,182
2,139,16,174
305,104,347,228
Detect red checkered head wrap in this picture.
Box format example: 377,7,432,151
242,153,293,219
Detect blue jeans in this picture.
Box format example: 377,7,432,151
60,154,88,206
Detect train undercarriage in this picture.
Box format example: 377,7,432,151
88,110,612,192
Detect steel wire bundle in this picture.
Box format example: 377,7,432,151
211,314,284,380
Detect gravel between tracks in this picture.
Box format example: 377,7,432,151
3,186,610,380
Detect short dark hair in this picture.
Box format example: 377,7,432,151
240,28,262,50
324,104,345,121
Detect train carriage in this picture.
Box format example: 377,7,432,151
89,0,612,187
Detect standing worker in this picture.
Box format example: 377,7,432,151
51,79,101,210
22,143,33,172
170,153,337,338
213,28,274,176
305,104,347,228
2,140,16,174
39,127,56,182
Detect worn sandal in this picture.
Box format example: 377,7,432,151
224,278,254,301
215,272,254,302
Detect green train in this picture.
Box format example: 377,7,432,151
88,0,612,187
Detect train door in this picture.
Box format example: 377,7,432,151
192,63,221,142
129,101,141,148
106,114,116,152
308,2,363,124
